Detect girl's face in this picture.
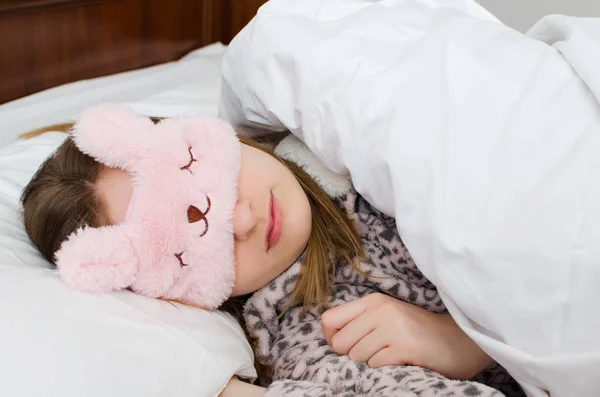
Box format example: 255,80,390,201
95,143,312,297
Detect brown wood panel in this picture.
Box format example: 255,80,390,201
0,0,225,104
224,0,267,43
0,0,108,14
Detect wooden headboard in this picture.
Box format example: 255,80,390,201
0,0,267,105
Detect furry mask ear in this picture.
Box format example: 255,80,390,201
72,104,155,171
55,225,138,293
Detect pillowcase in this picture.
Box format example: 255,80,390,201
0,132,256,397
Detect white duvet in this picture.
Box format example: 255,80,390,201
219,1,600,396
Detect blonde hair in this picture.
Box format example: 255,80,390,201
21,120,364,380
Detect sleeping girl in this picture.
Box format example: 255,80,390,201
21,105,525,397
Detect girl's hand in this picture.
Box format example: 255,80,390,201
321,293,494,380
219,377,266,397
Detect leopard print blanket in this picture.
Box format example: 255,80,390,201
243,190,526,397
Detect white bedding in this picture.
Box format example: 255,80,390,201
0,44,256,397
220,1,600,396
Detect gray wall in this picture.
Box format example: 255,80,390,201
476,0,600,32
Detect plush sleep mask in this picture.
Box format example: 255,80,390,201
55,105,240,309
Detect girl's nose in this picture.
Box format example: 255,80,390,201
233,199,258,241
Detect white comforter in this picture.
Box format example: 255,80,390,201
219,1,600,396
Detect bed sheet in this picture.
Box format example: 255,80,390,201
0,43,227,148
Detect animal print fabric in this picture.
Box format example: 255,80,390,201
243,190,526,397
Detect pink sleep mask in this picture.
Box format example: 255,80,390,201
55,105,240,309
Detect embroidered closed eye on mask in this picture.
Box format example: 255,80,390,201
55,105,240,309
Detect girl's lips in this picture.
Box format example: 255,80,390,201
266,191,282,251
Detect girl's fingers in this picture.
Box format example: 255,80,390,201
322,299,367,330
329,309,377,355
367,347,401,369
322,324,337,346
322,299,368,344
348,328,388,364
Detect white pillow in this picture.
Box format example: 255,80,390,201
0,132,256,397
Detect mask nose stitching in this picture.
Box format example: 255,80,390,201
187,195,211,237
